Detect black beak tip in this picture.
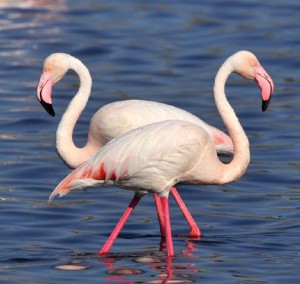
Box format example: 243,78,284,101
39,99,55,117
262,99,271,112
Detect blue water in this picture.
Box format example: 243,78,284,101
1,0,300,283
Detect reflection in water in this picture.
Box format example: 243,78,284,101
0,0,67,69
0,0,67,31
101,240,199,283
0,0,66,9
53,240,199,283
55,262,91,271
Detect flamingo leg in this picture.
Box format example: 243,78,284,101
154,194,166,238
99,194,142,255
160,196,174,257
170,187,201,237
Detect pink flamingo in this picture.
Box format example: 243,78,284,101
37,53,234,237
48,51,274,256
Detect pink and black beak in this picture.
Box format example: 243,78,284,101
36,71,55,117
254,65,274,112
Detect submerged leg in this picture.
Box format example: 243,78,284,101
160,196,174,257
99,194,142,255
170,187,201,237
154,193,166,238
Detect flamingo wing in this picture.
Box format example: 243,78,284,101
49,120,214,201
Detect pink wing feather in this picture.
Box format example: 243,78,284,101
49,120,212,201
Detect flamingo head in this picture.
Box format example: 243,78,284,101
36,53,70,117
230,51,274,112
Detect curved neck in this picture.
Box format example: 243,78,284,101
214,60,250,183
56,56,94,168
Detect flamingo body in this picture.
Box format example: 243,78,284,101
50,120,222,200
90,99,233,157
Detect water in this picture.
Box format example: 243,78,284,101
1,0,300,283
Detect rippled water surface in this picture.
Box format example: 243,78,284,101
1,1,300,283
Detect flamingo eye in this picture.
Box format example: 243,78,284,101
47,65,53,72
249,58,256,67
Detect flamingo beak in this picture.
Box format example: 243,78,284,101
262,96,271,112
36,71,55,117
254,65,274,112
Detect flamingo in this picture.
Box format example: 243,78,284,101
37,52,233,237
48,51,274,257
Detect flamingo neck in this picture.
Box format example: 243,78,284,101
214,60,250,183
56,56,95,168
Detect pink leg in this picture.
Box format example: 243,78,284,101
170,187,201,237
154,194,166,238
160,197,174,257
99,194,142,255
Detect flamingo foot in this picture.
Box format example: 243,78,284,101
188,227,201,239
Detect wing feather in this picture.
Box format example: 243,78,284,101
49,120,211,201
